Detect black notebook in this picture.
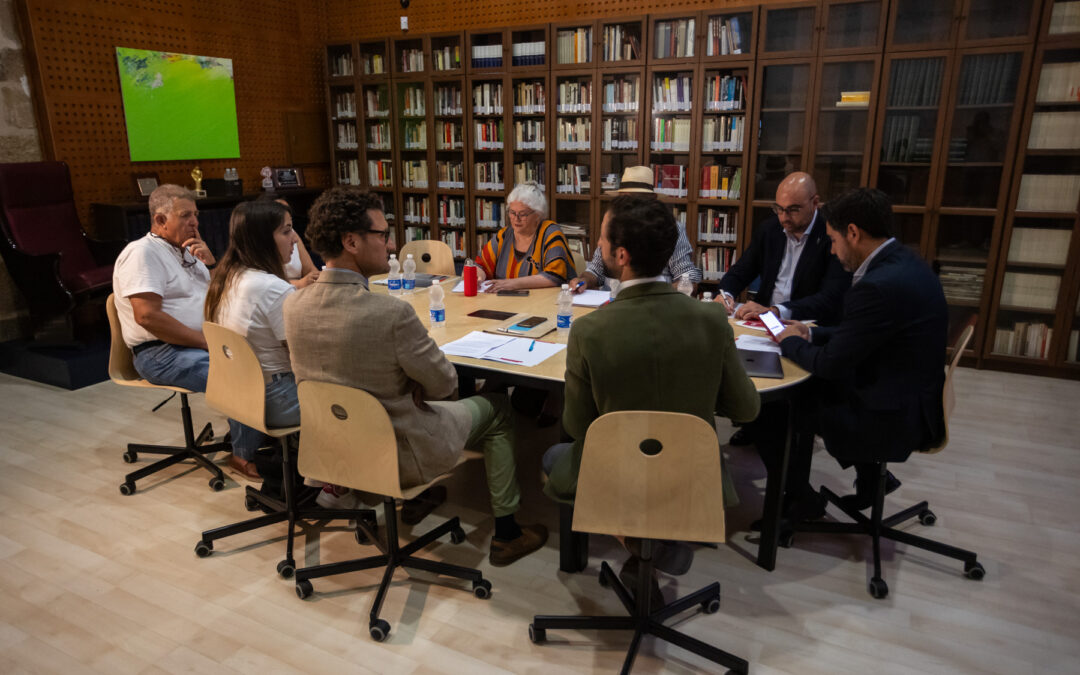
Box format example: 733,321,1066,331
737,349,784,379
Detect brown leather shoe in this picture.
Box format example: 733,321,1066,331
227,455,262,482
489,523,548,566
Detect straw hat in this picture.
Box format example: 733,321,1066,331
609,165,655,194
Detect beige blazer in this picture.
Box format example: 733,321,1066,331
282,268,471,487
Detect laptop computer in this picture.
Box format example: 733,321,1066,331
737,349,784,379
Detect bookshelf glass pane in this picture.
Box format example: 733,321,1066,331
764,8,816,53
892,0,954,46
359,42,388,75
878,57,945,205
814,61,873,197
992,310,1056,359
1048,0,1080,36
937,214,993,264
704,13,753,57
965,0,1035,40
762,64,810,109
601,21,643,62
431,37,463,72
825,1,881,50
894,213,924,251
556,26,593,65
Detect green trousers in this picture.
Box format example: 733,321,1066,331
460,393,520,517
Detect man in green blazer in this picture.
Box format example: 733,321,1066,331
544,194,761,506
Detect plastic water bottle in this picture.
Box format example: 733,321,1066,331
677,273,693,296
428,279,445,327
701,292,713,303
402,254,416,294
556,284,573,335
387,254,402,295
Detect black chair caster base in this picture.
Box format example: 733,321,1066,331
277,559,295,578
369,618,391,642
868,576,888,599
194,540,213,558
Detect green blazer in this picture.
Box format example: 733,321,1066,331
545,281,761,502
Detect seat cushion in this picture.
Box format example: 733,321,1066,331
72,264,114,292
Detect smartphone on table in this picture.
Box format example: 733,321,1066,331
759,311,786,339
507,316,546,332
497,289,530,297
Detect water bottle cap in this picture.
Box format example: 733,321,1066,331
561,284,569,290
389,254,397,259
432,279,441,285
406,254,414,258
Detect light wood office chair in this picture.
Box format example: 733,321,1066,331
399,239,455,276
570,248,586,280
530,411,748,675
790,316,985,599
193,322,375,577
293,380,490,642
106,294,229,495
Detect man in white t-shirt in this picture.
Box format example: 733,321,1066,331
112,184,216,393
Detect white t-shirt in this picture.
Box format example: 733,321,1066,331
112,234,210,348
283,243,302,280
216,269,295,376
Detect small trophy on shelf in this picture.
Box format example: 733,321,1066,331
260,166,274,191
191,166,206,198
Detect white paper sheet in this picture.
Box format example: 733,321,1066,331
735,334,782,354
439,331,514,358
571,290,612,307
438,331,566,367
451,279,493,293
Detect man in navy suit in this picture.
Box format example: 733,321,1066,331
775,187,948,510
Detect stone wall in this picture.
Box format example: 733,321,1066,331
0,0,42,339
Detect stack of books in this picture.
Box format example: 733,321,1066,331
938,265,984,304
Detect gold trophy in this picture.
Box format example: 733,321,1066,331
191,166,206,198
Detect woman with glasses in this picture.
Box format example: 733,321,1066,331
475,181,575,292
203,200,300,482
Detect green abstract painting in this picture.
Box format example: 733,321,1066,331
115,47,240,162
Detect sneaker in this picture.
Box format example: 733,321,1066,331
316,484,363,510
489,523,548,566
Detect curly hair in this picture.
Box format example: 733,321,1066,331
605,194,677,277
305,187,385,258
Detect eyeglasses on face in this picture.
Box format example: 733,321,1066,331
507,208,535,221
771,203,806,217
366,228,392,243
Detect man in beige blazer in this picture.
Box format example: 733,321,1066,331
283,187,547,566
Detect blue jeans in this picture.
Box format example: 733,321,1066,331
133,343,210,393
543,442,573,476
228,372,300,461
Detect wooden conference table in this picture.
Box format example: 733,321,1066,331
374,279,810,570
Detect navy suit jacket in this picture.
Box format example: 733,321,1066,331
780,241,948,463
718,211,850,325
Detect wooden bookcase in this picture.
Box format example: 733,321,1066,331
321,0,1080,379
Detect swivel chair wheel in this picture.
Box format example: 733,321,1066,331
277,559,295,578
964,561,986,581
122,451,137,464
528,623,545,644
354,514,378,544
119,481,136,496
244,495,260,512
449,525,467,544
472,578,492,599
918,509,937,526
209,476,225,491
369,619,391,642
295,579,313,600
868,576,888,599
702,596,721,614
194,540,213,558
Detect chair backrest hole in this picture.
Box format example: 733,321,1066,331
639,438,663,456
421,253,432,263
331,404,348,420
221,345,233,360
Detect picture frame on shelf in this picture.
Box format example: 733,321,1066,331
271,167,305,189
133,173,159,197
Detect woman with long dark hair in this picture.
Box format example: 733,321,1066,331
205,200,299,481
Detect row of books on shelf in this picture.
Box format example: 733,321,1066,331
400,87,425,116
556,27,592,65
434,121,463,149
337,159,361,186
364,90,389,117
602,77,640,112
336,123,358,149
1016,174,1080,213
402,121,426,150
330,52,354,77
699,247,735,281
475,120,504,149
887,60,942,108
956,53,1020,106
652,75,693,112
437,196,467,227
702,115,744,152
556,81,591,113
557,118,590,150
403,195,430,223
704,74,745,111
655,19,695,60
514,120,545,149
555,164,589,194
362,54,385,75
1001,272,1061,310
1035,62,1080,103
881,115,933,163
698,208,737,243
704,15,745,57
405,227,430,241
938,265,985,304
1028,112,1080,150
437,160,465,188
400,49,424,73
993,322,1053,359
1049,0,1080,34
333,91,356,118
471,45,503,69
440,230,468,259
432,45,461,71
475,161,504,191
474,83,503,115
402,160,428,188
367,122,390,149
1007,228,1072,266
476,198,505,229
652,164,688,197
602,24,640,62
435,86,463,116
700,165,742,199
601,118,638,150
511,41,545,67
369,159,393,187
513,160,544,186
650,117,691,151
513,82,545,114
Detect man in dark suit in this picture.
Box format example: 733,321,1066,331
718,172,850,325
775,187,948,509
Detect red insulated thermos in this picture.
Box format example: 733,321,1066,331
464,260,478,296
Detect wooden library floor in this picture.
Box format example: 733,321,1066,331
0,367,1077,674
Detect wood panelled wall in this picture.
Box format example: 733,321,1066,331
16,0,330,234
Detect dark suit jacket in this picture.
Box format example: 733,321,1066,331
780,241,947,463
545,281,761,502
718,211,850,324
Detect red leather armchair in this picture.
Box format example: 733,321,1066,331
0,161,122,334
